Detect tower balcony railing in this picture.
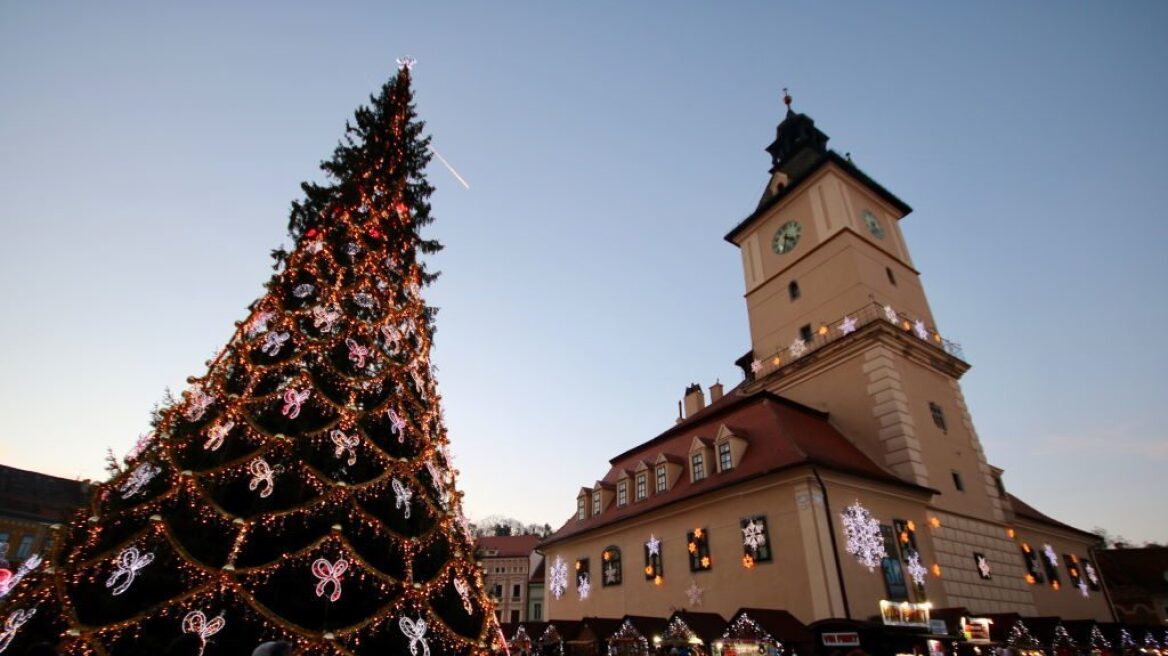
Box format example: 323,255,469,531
749,301,964,380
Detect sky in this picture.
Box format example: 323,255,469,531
1,2,1166,546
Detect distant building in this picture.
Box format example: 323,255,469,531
541,100,1112,626
476,534,543,624
1094,547,1168,625
528,557,546,622
0,464,91,566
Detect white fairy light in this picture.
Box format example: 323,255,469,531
392,478,413,518
906,551,927,587
400,616,430,656
183,386,214,422
549,556,568,599
248,458,278,498
105,546,155,596
282,387,310,419
203,421,234,452
330,429,359,466
120,462,161,499
0,608,36,654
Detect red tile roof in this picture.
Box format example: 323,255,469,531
1007,494,1101,540
476,534,541,558
541,388,933,548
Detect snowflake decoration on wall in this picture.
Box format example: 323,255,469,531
741,520,767,552
577,574,591,600
840,500,886,571
790,338,807,357
1043,544,1058,567
906,551,927,587
549,556,568,600
685,579,704,607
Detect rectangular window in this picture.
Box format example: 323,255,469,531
635,474,647,500
644,542,663,581
1083,558,1101,591
788,280,801,301
740,515,772,565
656,466,667,493
617,480,628,506
592,492,601,516
15,536,33,559
951,470,964,492
577,497,586,520
882,556,909,601
512,583,521,599
929,402,947,431
510,609,520,623
1064,554,1083,590
1041,545,1061,588
602,547,622,586
799,324,813,343
1020,544,1044,584
691,453,706,481
718,441,733,472
532,602,542,621
492,584,503,598
687,528,712,571
575,558,590,592
892,520,924,599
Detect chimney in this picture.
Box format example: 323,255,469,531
709,381,724,403
683,383,705,418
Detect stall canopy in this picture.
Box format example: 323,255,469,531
608,618,654,656
659,611,727,656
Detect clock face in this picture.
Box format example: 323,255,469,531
862,210,885,239
772,221,802,254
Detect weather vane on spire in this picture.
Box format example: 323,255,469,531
396,56,417,71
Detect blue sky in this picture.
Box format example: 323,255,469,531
1,2,1165,545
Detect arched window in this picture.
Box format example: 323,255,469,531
601,546,622,586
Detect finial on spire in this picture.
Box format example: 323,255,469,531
396,56,417,71
783,87,792,108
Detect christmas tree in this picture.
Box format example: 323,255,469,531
0,60,498,656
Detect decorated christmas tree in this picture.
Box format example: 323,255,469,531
0,60,499,656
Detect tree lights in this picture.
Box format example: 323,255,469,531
0,63,496,654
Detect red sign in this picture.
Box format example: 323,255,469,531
822,632,861,647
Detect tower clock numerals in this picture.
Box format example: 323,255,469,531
862,209,885,240
772,220,802,254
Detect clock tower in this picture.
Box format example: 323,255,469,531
726,95,1008,525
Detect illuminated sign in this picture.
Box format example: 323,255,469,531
879,600,932,628
822,633,861,647
961,618,993,643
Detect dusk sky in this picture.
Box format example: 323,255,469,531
2,3,1165,545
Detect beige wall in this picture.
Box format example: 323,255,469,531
482,554,533,622
1009,522,1112,621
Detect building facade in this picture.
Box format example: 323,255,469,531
477,534,543,624
541,101,1111,626
0,464,91,567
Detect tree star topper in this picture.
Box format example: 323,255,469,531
396,56,417,71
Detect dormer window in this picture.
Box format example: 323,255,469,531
691,453,706,482
577,496,586,520
617,480,628,506
635,473,647,500
592,492,601,516
655,465,668,493
718,441,733,472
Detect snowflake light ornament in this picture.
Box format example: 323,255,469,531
750,359,763,375
183,386,214,422
261,331,290,356
792,338,811,358
840,500,886,571
646,535,662,557
248,458,278,498
577,574,591,600
400,616,430,656
311,557,348,602
742,520,767,552
839,315,857,335
392,478,413,518
906,551,927,587
883,305,898,324
181,610,225,656
604,562,619,584
0,608,36,654
105,546,155,595
120,462,161,499
1043,544,1059,567
282,387,310,419
1079,581,1090,597
330,429,359,465
913,320,929,340
549,556,569,599
685,579,705,607
203,421,234,452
